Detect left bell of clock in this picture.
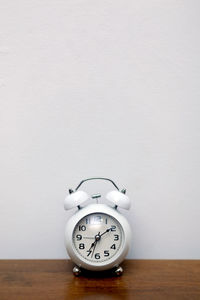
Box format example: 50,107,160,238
64,190,89,210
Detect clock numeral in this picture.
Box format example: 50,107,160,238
105,218,108,224
110,244,116,250
114,234,119,241
94,216,101,222
95,253,100,259
85,218,91,224
79,225,86,231
87,250,92,256
79,243,85,249
111,225,116,231
86,216,102,225
104,250,109,257
76,234,82,241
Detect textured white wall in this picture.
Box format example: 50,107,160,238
0,0,200,259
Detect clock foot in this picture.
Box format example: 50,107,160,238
115,266,123,276
73,265,81,276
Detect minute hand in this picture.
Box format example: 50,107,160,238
99,228,112,238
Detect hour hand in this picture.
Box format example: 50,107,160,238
91,232,100,257
87,242,95,257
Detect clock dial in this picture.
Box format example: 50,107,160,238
72,213,123,263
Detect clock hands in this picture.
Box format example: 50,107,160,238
87,228,112,257
99,227,111,238
91,232,100,258
87,234,99,255
87,232,100,256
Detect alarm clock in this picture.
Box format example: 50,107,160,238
64,177,131,276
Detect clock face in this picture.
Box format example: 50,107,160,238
72,213,123,263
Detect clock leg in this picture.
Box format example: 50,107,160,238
73,265,81,276
115,265,123,276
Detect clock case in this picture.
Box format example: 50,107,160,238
65,203,131,271
64,178,131,275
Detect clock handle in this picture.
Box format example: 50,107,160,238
75,177,120,191
64,177,130,210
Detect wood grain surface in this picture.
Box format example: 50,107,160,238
0,260,200,300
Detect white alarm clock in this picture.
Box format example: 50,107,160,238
64,178,131,276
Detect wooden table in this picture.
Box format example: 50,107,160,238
0,260,200,299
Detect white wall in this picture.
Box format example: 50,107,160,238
0,0,200,259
